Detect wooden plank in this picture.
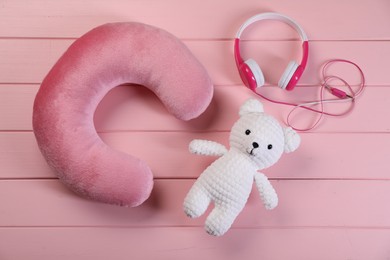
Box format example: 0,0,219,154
1,132,389,180
0,0,389,40
0,39,387,86
0,85,37,130
0,85,388,132
0,179,389,227
0,227,389,260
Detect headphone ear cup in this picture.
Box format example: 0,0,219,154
244,59,265,89
279,61,299,90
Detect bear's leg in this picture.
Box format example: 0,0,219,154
183,182,210,218
205,203,243,236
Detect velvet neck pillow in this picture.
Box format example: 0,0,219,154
33,22,213,207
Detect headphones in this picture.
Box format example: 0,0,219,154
234,12,309,91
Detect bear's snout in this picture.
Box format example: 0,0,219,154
248,142,260,156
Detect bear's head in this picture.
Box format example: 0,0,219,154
229,99,300,169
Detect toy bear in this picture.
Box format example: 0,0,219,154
183,99,300,236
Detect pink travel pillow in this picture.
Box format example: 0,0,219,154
33,22,213,207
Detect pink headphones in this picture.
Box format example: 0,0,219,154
234,12,309,91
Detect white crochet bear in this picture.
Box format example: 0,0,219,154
183,99,300,236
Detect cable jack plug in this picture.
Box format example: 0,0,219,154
326,85,353,99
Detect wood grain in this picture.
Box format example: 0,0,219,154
1,0,389,40
0,179,389,228
1,227,389,260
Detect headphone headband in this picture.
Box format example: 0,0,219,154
236,12,308,41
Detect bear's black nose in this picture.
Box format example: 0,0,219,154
252,142,259,149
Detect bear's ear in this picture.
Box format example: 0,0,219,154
239,99,264,117
283,127,300,153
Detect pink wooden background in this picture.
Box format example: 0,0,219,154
1,0,390,259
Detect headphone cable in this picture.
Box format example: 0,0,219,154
253,59,366,131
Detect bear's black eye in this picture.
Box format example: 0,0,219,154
245,129,251,135
267,144,273,150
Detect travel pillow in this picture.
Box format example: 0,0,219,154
33,22,213,207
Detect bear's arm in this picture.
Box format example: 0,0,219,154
254,172,278,210
189,139,227,157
